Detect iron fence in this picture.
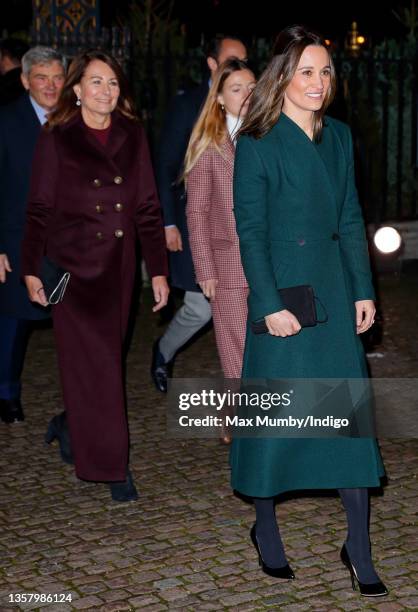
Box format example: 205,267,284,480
28,29,418,222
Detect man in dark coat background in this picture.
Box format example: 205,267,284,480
0,38,29,106
151,34,248,392
0,46,65,423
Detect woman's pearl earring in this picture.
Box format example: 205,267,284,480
221,104,225,111
76,97,81,107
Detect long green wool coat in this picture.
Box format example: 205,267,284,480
231,113,385,497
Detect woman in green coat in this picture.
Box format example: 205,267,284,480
232,25,387,596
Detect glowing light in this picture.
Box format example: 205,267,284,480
374,227,402,254
357,36,366,44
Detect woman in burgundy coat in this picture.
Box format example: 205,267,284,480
21,50,169,501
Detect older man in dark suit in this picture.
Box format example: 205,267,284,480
0,46,65,423
151,34,247,392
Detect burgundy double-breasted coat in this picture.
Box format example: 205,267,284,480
21,111,168,482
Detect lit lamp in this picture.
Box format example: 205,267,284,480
345,22,366,55
371,226,403,273
374,227,402,254
362,226,403,352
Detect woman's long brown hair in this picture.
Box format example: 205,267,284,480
47,49,137,128
239,25,336,142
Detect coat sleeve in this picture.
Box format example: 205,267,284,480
156,94,190,227
0,111,6,252
135,125,168,278
339,126,376,302
233,136,285,321
186,148,217,282
20,129,58,277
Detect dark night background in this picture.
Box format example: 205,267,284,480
1,0,408,45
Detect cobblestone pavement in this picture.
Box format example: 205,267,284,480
0,268,417,612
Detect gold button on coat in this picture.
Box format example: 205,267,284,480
114,202,123,212
114,176,123,184
114,229,124,238
96,231,103,239
96,204,103,213
93,178,101,187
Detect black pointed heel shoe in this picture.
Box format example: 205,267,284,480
250,523,295,579
45,411,74,465
340,544,388,597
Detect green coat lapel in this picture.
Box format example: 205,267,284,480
274,113,340,228
315,119,348,223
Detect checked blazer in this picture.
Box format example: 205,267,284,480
186,137,247,289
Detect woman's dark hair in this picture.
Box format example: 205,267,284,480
239,25,336,141
47,49,137,128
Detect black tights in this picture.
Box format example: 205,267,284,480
254,488,380,582
253,497,287,568
338,487,380,583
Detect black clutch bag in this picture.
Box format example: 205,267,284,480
251,285,328,334
40,256,71,305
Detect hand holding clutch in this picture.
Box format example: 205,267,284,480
25,257,70,307
39,256,70,305
251,285,328,335
264,309,301,337
24,275,49,307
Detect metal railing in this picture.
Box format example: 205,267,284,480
28,28,418,222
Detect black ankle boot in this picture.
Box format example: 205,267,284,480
45,411,74,464
109,470,138,502
0,398,24,423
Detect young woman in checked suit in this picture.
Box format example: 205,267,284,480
185,59,255,383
